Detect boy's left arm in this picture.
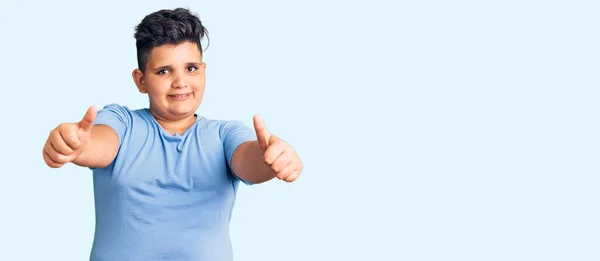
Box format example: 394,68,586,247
231,115,303,184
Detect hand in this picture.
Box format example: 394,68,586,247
253,115,303,182
43,106,97,168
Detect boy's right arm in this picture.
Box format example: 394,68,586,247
42,106,120,169
72,124,119,168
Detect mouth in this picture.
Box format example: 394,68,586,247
168,93,192,101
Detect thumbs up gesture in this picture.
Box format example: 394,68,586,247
43,106,97,168
253,115,303,182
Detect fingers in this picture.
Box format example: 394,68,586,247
78,106,97,133
253,115,303,182
49,129,74,155
44,122,84,168
263,141,302,182
253,115,271,151
283,169,301,182
276,164,301,182
45,141,76,164
43,139,75,168
269,150,293,173
57,124,82,150
43,149,64,168
44,106,97,169
263,140,286,165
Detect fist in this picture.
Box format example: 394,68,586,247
253,115,303,182
43,106,97,168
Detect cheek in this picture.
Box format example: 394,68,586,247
192,77,207,92
146,81,171,95
194,85,206,93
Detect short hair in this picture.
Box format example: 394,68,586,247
134,8,209,72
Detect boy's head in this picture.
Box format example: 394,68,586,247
131,8,209,122
134,8,209,73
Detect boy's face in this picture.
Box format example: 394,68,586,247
132,41,206,121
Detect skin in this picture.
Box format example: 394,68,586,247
42,41,303,183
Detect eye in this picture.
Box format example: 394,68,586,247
157,69,170,75
187,66,197,72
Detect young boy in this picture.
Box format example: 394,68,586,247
41,8,303,261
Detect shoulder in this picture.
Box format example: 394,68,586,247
200,118,251,135
98,103,133,113
196,116,244,130
194,117,254,144
94,104,152,139
96,103,150,122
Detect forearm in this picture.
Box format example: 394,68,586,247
73,125,119,169
234,141,276,184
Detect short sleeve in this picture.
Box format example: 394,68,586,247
93,103,130,147
220,120,256,185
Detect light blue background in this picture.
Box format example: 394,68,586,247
1,0,598,260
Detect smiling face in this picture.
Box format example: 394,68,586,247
132,41,207,122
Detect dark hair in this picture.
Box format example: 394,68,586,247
134,8,209,72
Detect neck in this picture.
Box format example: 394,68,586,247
150,109,197,135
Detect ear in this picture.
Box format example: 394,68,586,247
132,69,147,93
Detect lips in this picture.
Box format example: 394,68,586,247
168,93,191,101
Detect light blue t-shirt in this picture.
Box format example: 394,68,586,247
88,104,256,261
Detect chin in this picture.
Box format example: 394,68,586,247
170,103,200,116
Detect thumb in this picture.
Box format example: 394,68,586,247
78,106,97,133
253,114,271,151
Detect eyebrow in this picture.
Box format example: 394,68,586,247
152,62,203,71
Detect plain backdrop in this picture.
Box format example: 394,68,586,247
0,0,598,260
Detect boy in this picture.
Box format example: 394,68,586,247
41,8,303,261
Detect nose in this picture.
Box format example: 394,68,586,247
171,72,188,89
